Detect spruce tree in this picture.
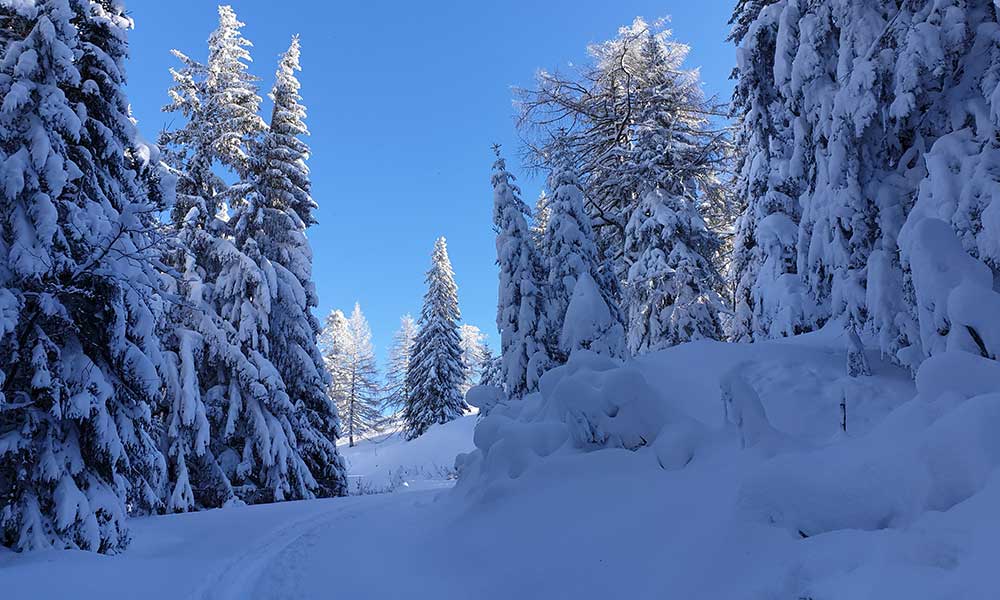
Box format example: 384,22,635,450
238,35,345,497
622,34,727,353
404,237,468,439
542,144,625,361
0,0,165,552
491,148,549,398
161,7,318,505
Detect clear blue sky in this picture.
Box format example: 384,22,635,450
125,1,735,361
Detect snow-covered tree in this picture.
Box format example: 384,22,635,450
323,304,381,447
491,148,549,398
516,18,729,289
478,346,502,390
160,7,322,505
728,0,1000,372
404,237,468,439
458,324,488,396
0,0,166,552
541,146,625,361
381,313,417,418
621,31,728,353
531,190,551,254
239,35,345,497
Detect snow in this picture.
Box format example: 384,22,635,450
4,330,1000,598
338,416,476,495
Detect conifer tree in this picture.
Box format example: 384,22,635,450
542,144,625,361
491,148,549,398
323,304,381,447
161,7,320,505
0,0,165,552
531,190,551,255
458,324,488,397
382,314,417,418
238,35,345,497
404,237,468,439
516,18,729,292
622,34,728,353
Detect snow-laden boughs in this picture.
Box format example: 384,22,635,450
622,30,728,353
491,148,549,398
729,0,1000,371
0,0,167,553
404,237,468,439
727,1,810,342
624,188,726,354
160,10,341,505
541,145,624,361
238,35,345,498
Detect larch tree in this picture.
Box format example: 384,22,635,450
382,313,417,419
622,31,728,354
0,0,164,553
324,304,382,447
491,148,549,398
458,324,488,397
516,18,730,293
404,237,468,439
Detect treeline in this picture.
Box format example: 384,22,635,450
320,240,491,447
489,5,1000,402
0,2,339,554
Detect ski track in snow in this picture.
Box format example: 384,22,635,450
187,503,342,600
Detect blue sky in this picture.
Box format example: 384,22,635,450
125,1,735,361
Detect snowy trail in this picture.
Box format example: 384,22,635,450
193,489,448,600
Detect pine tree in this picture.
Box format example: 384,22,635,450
0,0,165,552
542,144,625,361
324,304,382,447
382,313,417,418
240,35,345,497
404,237,468,439
491,148,549,398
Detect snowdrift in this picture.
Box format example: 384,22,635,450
454,330,1000,598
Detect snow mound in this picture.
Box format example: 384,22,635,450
456,349,710,502
455,329,1000,597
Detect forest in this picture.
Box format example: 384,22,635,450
2,1,999,598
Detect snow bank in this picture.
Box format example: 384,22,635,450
455,329,1000,597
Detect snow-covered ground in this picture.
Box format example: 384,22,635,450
339,415,476,495
3,331,999,599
